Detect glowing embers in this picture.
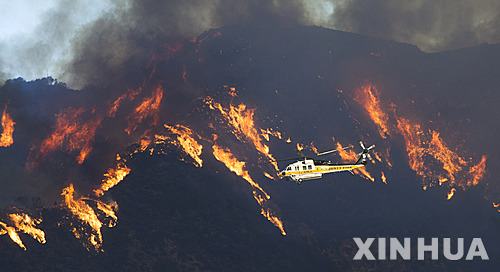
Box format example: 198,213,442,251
205,97,279,171
0,212,45,250
61,184,118,251
467,155,487,186
126,85,164,134
163,124,204,167
0,105,15,147
28,107,101,167
354,83,390,139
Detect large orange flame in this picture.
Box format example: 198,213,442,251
206,98,278,171
29,107,101,166
0,105,15,147
61,184,104,251
8,213,46,245
395,116,485,189
354,83,390,139
126,85,163,134
0,212,45,250
164,124,203,167
0,220,25,250
353,81,487,190
212,144,270,199
94,161,131,197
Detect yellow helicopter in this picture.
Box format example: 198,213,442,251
274,141,375,184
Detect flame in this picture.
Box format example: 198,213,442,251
229,86,237,97
108,87,142,118
253,191,286,235
310,141,319,155
296,143,304,152
381,171,387,184
206,98,278,171
264,172,275,180
82,198,119,228
9,213,46,244
354,83,390,138
96,201,118,227
0,220,25,250
0,105,15,147
126,85,163,134
139,137,152,151
94,161,131,197
353,82,488,190
212,144,270,199
164,124,203,167
336,142,374,181
468,155,487,186
29,107,101,166
395,117,485,189
446,188,456,200
61,184,104,251
0,212,46,250
260,128,283,142
428,131,466,182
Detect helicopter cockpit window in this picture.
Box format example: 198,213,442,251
286,167,291,171
308,165,312,170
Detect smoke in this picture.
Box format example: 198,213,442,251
2,0,500,88
0,0,113,85
63,0,308,88
326,0,500,52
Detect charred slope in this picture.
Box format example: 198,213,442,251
0,25,500,271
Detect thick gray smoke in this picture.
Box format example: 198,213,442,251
1,0,500,87
328,0,500,52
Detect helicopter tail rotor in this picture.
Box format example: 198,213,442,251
356,141,375,165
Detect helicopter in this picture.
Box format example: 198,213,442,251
271,141,375,184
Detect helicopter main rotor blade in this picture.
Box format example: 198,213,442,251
359,140,366,150
257,157,303,165
316,145,353,156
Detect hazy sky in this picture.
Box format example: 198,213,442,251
1,0,499,87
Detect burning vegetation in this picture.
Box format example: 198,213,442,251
353,81,488,193
0,105,15,147
0,27,494,256
0,212,45,250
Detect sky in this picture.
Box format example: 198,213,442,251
1,0,499,88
